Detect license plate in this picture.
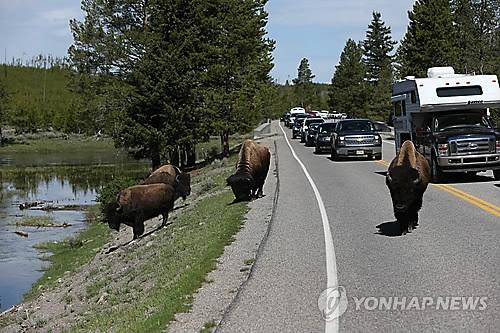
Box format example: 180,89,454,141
356,150,364,155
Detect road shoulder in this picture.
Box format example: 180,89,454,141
167,128,279,333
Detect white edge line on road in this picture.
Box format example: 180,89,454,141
278,124,339,333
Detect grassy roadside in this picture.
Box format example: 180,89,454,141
24,205,111,301
71,190,247,332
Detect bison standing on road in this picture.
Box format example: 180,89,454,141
142,164,191,200
227,139,271,202
386,140,431,235
107,176,189,240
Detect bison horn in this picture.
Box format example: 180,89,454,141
386,171,392,182
413,176,421,185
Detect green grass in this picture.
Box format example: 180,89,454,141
0,137,116,154
200,320,217,333
70,191,248,332
15,216,56,227
24,205,111,301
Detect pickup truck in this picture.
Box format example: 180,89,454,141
330,119,382,160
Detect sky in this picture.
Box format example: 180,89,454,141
0,0,416,83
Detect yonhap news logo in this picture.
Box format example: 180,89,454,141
317,286,348,321
318,287,488,320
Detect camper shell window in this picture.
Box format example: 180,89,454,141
436,86,483,97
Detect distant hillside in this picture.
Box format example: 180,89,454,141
0,65,84,133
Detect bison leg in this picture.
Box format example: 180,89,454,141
133,219,145,240
161,212,169,227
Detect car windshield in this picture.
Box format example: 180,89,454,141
294,119,305,126
339,121,374,132
319,123,337,133
305,119,324,125
434,113,491,131
309,123,321,130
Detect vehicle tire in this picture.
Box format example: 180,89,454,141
374,154,382,160
314,145,319,154
493,169,500,181
431,155,442,183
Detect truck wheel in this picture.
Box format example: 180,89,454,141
493,169,500,181
314,145,319,154
431,156,442,183
374,154,382,161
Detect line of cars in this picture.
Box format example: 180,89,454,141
282,109,392,161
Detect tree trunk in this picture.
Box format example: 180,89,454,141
169,146,180,167
151,144,161,171
221,130,230,157
185,144,196,167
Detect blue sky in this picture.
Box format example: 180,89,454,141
0,0,415,83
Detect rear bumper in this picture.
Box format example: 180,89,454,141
437,153,500,172
336,145,382,157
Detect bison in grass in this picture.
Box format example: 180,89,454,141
386,140,431,235
107,175,190,240
141,164,191,200
227,139,271,202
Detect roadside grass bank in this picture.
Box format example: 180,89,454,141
24,205,111,301
0,154,250,333
71,190,247,332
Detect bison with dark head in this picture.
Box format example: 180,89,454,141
107,182,179,240
141,164,191,200
386,140,431,235
227,139,271,202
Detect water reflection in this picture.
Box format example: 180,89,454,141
0,153,148,311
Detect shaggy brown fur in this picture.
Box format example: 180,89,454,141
141,164,191,200
227,139,271,201
387,140,431,235
108,183,176,240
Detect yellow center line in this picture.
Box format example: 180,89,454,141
376,160,500,217
434,184,500,216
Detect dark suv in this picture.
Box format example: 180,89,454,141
314,122,337,153
330,119,382,160
292,118,306,139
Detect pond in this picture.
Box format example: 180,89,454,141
0,148,148,311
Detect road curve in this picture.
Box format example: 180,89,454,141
219,122,499,332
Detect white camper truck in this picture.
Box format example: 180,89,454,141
391,67,500,182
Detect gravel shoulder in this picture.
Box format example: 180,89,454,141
167,125,279,333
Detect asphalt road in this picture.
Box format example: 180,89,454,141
218,122,499,333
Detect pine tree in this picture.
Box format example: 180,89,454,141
201,0,274,156
362,12,396,82
329,39,368,117
451,0,479,73
362,11,396,120
293,58,315,85
398,0,456,78
292,58,315,109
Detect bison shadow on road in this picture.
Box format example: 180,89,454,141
375,221,415,237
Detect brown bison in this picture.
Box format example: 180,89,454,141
141,164,191,200
227,139,271,201
386,140,431,235
107,181,183,240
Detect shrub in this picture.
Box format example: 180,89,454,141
96,177,139,222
